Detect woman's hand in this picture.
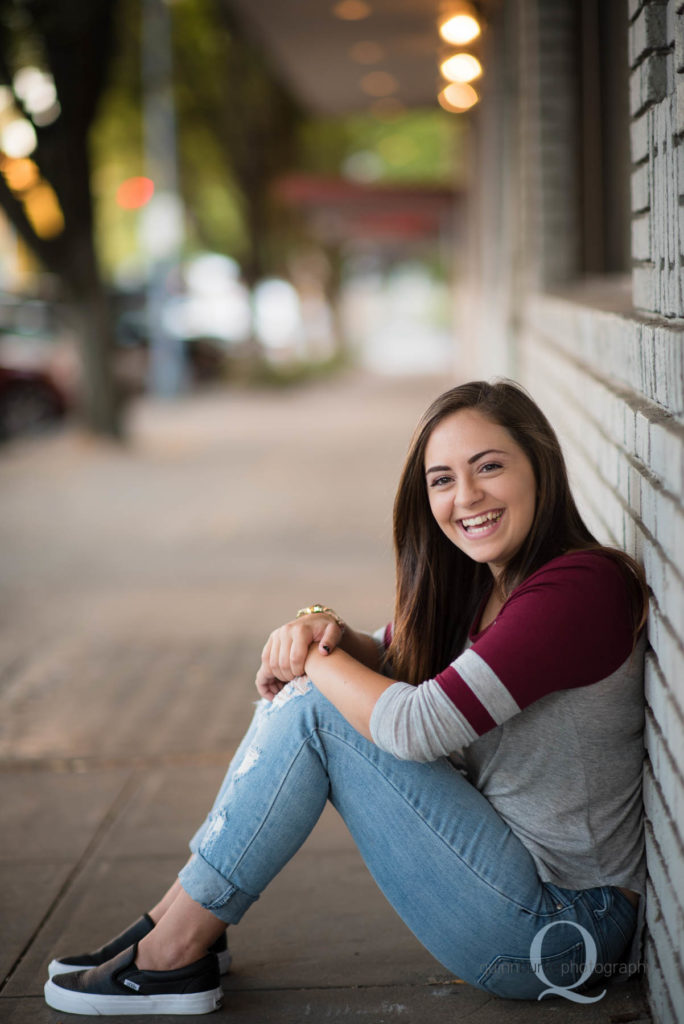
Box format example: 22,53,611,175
255,613,345,701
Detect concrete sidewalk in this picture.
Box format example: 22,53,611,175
0,372,651,1023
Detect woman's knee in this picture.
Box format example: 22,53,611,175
258,678,344,730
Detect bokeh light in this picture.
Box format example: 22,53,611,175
360,71,398,97
254,279,302,349
333,1,371,21
440,53,482,83
116,176,155,210
1,157,40,192
13,66,57,115
0,86,13,113
23,182,65,238
437,82,479,112
1,118,38,158
439,13,481,46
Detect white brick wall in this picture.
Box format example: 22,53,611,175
459,1,684,1021
516,298,684,1024
627,8,684,1016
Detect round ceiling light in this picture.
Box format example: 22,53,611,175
439,13,481,46
440,53,482,83
437,82,479,112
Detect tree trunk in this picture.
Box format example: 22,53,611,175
66,281,121,438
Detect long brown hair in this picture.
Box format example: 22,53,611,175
388,380,648,685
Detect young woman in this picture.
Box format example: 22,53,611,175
45,380,648,1015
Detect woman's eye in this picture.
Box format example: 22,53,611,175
479,462,502,473
429,476,451,487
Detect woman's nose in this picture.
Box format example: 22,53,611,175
454,477,484,508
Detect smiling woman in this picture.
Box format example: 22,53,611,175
44,379,649,1016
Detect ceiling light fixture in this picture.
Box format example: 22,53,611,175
438,4,481,46
437,81,479,112
440,53,482,83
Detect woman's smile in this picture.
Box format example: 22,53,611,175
457,507,505,537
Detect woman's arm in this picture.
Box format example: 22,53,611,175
338,626,384,671
303,645,394,738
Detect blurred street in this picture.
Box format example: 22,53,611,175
0,371,651,1023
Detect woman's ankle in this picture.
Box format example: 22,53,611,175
147,878,185,926
135,932,205,972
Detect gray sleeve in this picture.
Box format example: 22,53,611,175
369,679,478,762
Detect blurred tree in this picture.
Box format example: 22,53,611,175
0,0,121,435
93,0,305,365
172,0,303,328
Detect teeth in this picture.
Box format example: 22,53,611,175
461,510,503,529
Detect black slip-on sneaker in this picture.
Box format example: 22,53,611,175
48,914,231,977
44,943,223,1016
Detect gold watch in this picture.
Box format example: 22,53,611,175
296,604,345,632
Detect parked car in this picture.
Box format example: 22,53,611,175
0,292,76,441
0,363,67,440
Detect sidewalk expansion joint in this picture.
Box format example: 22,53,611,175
0,770,141,994
0,749,235,774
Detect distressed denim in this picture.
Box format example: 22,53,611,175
178,681,637,1000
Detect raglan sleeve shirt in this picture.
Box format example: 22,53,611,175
369,552,635,762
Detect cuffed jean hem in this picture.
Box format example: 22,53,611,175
178,851,258,924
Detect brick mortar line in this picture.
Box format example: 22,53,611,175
525,341,684,574
528,322,680,400
558,418,682,592
644,874,684,1001
644,712,684,814
529,293,684,341
644,760,684,871
645,650,684,737
648,592,684,663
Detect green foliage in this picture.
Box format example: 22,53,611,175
298,108,462,186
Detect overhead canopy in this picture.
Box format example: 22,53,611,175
223,0,448,114
275,174,458,242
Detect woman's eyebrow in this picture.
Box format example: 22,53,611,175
467,448,507,464
425,449,508,476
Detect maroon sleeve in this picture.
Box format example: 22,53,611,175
435,552,635,719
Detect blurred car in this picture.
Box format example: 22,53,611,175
0,292,76,441
0,363,67,440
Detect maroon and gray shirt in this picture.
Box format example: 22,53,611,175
369,551,646,903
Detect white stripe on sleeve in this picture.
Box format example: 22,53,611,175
453,648,521,724
369,679,478,762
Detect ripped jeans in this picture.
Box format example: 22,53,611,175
178,680,638,1000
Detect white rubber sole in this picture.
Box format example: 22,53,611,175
48,948,232,979
44,977,223,1015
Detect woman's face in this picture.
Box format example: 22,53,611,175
423,408,537,577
